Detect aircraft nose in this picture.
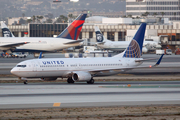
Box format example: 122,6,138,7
11,68,19,76
10,68,15,74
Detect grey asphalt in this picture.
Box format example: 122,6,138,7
1,54,180,109
0,81,180,109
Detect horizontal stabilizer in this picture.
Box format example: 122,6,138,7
64,40,84,45
135,58,159,62
135,54,164,67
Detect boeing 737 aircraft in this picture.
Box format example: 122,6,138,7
0,14,87,52
95,26,160,53
11,23,163,84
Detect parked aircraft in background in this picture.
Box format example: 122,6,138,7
11,23,163,84
0,14,87,52
95,26,161,53
1,21,15,37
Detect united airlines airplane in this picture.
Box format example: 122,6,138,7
0,14,87,52
11,23,163,84
95,26,161,53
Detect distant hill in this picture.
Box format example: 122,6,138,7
0,0,125,20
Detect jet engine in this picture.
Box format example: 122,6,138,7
41,77,57,81
72,71,91,81
142,47,148,53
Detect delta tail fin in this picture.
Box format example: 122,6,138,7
1,21,15,37
113,23,146,58
57,14,87,40
94,26,106,43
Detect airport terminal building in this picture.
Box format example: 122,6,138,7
1,17,180,51
126,0,180,20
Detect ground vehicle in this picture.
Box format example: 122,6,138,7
156,50,164,55
165,49,172,55
156,49,172,55
1,52,14,58
12,53,28,58
175,48,180,55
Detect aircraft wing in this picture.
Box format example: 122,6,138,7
64,40,84,45
0,42,30,48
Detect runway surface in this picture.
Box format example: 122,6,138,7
1,54,180,109
1,81,180,109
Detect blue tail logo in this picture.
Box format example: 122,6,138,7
123,23,146,58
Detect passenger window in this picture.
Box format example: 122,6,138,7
17,65,26,67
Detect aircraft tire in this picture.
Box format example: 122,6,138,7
67,77,74,84
24,81,28,84
87,79,94,84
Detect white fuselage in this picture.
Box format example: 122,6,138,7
0,37,82,52
97,40,160,52
11,57,143,78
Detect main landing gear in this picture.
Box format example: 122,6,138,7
19,77,28,84
67,77,74,84
87,78,94,84
24,80,28,84
67,77,94,84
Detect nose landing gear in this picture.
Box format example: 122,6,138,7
19,77,28,84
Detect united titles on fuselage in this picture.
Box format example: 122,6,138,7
42,61,64,65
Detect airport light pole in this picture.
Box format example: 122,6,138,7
53,0,61,3
53,0,61,17
53,0,61,23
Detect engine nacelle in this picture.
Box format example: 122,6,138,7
41,77,57,81
142,47,148,53
72,71,91,81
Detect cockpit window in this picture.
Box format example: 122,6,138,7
17,65,26,67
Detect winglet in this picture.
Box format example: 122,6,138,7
38,52,42,59
154,54,164,66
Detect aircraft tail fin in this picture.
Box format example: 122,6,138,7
94,26,106,43
1,21,15,37
57,14,87,40
113,23,146,58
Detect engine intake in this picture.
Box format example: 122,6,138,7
72,71,91,81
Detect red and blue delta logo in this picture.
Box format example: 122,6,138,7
57,14,87,40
